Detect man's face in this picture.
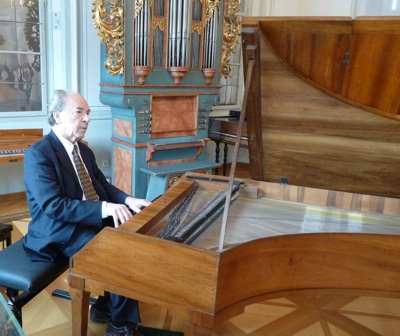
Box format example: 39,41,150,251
54,93,91,143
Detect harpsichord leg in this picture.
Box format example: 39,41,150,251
192,324,213,336
69,275,91,336
191,312,215,336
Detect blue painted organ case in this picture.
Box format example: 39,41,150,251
93,0,240,199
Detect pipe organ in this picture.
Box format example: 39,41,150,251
93,0,240,199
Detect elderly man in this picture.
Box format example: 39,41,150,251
23,89,150,336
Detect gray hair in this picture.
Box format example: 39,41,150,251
47,89,70,126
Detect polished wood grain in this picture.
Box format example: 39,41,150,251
6,218,400,335
151,95,198,138
0,192,29,222
251,16,400,119
241,18,400,198
1,171,400,335
0,129,42,164
68,172,400,336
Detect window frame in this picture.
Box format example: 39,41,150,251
212,1,249,116
0,0,47,118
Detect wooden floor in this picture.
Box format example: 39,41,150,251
1,163,400,335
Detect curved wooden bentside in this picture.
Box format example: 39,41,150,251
69,175,400,336
243,16,400,198
69,17,400,335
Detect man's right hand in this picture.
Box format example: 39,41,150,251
105,203,134,228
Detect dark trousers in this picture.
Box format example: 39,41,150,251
62,225,140,323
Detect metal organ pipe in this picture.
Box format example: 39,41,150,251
211,9,218,68
169,0,176,67
181,1,192,66
135,0,150,66
204,8,218,69
168,0,192,68
177,0,182,66
144,1,148,65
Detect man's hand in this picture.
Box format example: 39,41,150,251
125,196,151,214
106,203,134,228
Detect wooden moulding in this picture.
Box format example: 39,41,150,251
134,66,150,85
70,216,400,333
202,68,216,86
69,174,400,335
167,67,189,85
145,140,206,162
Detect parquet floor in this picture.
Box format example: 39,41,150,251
1,164,400,335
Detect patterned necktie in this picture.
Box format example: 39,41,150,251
72,145,99,201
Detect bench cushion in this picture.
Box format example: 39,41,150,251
0,238,69,293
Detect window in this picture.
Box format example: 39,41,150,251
0,0,44,112
215,1,246,113
219,35,242,106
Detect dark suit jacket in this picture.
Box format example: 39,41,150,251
23,130,129,261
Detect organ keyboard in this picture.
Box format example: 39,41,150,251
0,129,42,164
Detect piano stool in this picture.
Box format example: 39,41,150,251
140,159,220,201
0,238,69,326
0,223,13,248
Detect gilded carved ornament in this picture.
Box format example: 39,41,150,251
92,0,240,78
92,0,125,75
221,0,241,78
205,0,221,24
134,0,145,17
154,19,164,31
134,0,154,17
192,24,202,35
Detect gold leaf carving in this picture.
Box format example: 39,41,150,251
154,18,164,31
92,0,124,76
134,0,145,17
192,25,202,35
205,0,221,24
221,0,241,78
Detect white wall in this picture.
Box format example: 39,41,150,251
272,0,354,16
249,0,400,16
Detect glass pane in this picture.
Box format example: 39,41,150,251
16,21,40,52
0,52,41,111
24,82,41,110
0,84,26,111
218,1,243,107
0,52,19,82
0,21,17,51
16,0,39,23
220,63,240,105
0,0,16,22
0,0,42,112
